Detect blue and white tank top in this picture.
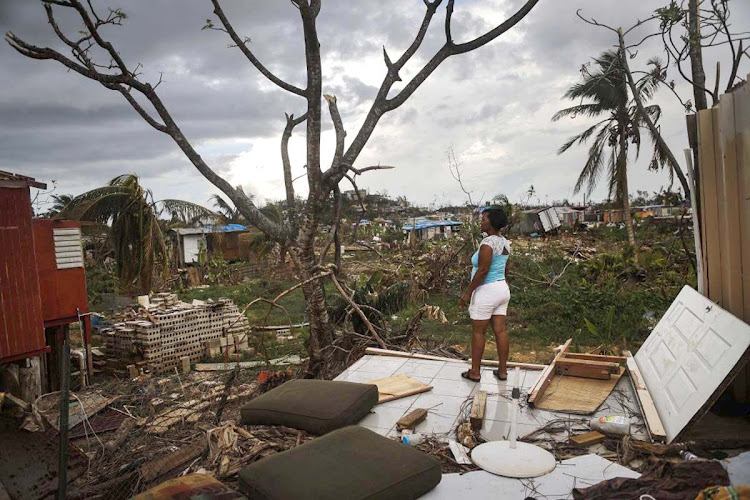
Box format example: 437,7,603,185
471,235,510,284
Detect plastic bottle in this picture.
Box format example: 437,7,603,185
589,415,630,436
680,451,699,460
401,433,424,446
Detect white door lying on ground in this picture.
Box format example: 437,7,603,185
635,285,750,443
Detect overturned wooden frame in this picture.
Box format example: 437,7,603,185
528,339,628,405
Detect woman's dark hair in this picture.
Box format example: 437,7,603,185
484,207,508,230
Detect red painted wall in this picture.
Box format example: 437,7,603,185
0,186,47,363
33,219,89,326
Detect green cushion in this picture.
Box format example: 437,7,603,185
240,379,378,435
238,426,442,500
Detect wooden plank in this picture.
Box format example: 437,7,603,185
570,430,605,447
396,408,428,431
365,373,432,404
563,353,626,364
717,92,745,316
534,367,625,414
698,108,723,303
554,364,610,380
557,358,620,374
469,390,487,430
624,352,666,441
732,75,750,402
363,347,546,370
528,339,573,406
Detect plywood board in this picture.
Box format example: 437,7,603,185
717,93,745,316
733,74,750,402
365,373,432,403
698,108,723,302
635,286,750,443
533,367,625,414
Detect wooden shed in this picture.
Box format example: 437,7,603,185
0,172,48,364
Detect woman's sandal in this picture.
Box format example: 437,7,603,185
493,369,508,381
461,370,481,382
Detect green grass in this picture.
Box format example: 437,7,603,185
171,220,697,365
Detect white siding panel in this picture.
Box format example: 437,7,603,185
53,227,83,269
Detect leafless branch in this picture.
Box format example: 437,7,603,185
281,111,307,217
328,269,387,349
322,0,538,188
324,94,346,169
446,146,476,206
6,0,286,242
210,0,306,97
319,186,342,266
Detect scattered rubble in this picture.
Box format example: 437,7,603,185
98,293,251,375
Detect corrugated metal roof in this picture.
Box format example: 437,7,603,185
173,223,249,235
403,220,462,231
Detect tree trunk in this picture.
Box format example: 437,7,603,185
293,200,334,376
618,128,638,254
688,0,709,111
617,32,691,200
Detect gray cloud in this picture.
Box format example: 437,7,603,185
1,0,749,209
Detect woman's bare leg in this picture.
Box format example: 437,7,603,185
470,319,490,379
491,315,509,378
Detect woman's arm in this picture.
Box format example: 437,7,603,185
459,245,493,307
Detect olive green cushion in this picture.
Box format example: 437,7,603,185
240,379,378,435
238,426,442,500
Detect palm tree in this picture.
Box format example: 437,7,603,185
60,174,218,293
46,193,74,217
210,194,244,224
553,50,668,251
247,203,287,264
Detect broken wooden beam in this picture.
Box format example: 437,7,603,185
624,350,666,442
554,363,610,380
564,353,627,364
556,358,620,374
396,408,428,431
364,347,545,370
570,430,606,447
528,339,572,406
470,390,487,430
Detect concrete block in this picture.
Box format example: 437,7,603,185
180,356,190,374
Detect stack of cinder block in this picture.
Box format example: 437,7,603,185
103,294,251,374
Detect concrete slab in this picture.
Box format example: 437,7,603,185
422,454,640,499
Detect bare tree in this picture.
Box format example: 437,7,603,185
446,146,482,207
6,0,539,375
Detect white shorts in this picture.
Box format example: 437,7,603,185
469,280,510,320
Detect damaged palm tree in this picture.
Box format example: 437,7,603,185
58,174,218,293
6,0,540,376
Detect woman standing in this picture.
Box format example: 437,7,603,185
459,207,511,381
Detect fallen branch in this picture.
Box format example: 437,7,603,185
328,270,388,349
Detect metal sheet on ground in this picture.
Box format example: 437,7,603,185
635,286,750,443
0,429,87,500
532,367,625,414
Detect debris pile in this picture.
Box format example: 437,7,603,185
100,293,251,375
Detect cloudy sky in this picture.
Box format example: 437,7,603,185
2,0,749,211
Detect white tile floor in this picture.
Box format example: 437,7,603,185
336,354,648,442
